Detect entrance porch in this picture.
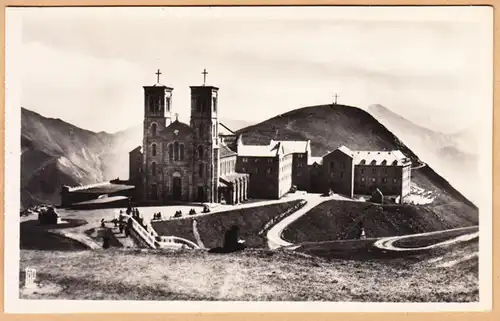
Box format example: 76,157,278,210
218,173,250,205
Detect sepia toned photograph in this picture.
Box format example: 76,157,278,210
3,5,493,313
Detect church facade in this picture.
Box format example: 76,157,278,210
128,70,413,206
128,72,249,205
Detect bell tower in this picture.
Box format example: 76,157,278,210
190,69,220,203
142,69,174,202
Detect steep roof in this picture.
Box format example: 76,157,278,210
129,146,142,154
237,144,281,157
337,145,354,157
219,142,237,158
270,140,310,154
218,122,235,136
165,119,194,133
308,156,323,165
353,150,411,166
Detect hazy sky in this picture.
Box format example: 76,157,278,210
10,6,492,133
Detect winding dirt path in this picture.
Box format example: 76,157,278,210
373,226,478,252
266,193,354,249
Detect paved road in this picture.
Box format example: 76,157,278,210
266,193,355,250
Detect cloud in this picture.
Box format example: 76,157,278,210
14,6,492,133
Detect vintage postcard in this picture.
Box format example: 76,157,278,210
3,5,493,313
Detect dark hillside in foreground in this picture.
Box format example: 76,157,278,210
236,104,478,221
283,200,478,244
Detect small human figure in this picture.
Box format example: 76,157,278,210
360,228,366,240
125,217,133,237
102,229,110,249
100,218,105,228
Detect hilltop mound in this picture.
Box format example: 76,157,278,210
236,104,477,219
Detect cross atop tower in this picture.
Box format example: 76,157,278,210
333,93,340,105
202,68,208,86
155,69,162,84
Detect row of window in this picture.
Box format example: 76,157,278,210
149,122,216,139
151,142,207,162
192,97,218,113
168,142,185,161
330,161,346,170
148,96,171,114
241,157,274,164
359,177,399,184
149,162,207,178
330,172,345,179
296,162,306,168
359,167,399,175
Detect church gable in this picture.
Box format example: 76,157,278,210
163,120,194,140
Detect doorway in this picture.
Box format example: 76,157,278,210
197,186,206,202
173,177,182,201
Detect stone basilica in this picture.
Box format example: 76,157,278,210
128,70,249,205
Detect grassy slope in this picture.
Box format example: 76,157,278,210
19,238,478,302
283,200,478,244
151,200,301,248
236,104,478,236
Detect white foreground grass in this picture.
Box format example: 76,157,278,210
20,237,478,302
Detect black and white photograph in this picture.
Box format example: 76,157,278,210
3,5,493,313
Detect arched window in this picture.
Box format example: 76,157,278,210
152,162,157,176
174,141,179,161
166,97,171,111
199,163,204,178
149,96,155,113
151,123,157,136
198,123,203,137
168,144,173,161
198,145,204,159
152,143,157,157
180,144,185,161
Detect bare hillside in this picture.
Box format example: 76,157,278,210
235,104,478,221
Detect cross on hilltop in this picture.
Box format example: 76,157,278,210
333,93,340,105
